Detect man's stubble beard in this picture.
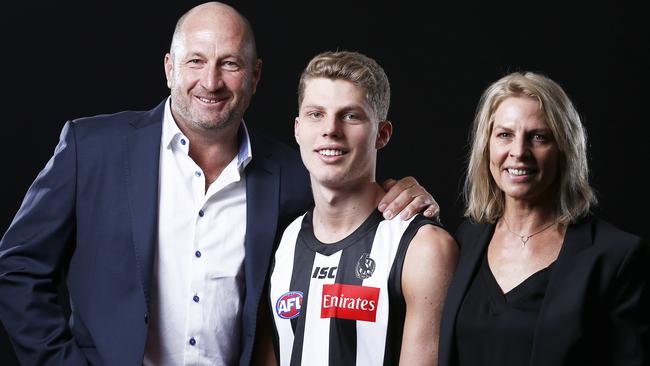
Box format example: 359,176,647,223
170,88,238,131
169,68,255,132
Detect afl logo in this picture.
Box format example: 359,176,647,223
276,291,304,319
355,253,376,279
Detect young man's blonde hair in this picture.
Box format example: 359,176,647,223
297,51,390,122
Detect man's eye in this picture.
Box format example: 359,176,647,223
186,59,204,67
223,61,240,70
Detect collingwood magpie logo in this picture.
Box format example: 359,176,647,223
355,253,376,279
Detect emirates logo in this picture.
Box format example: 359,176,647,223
355,253,376,280
320,283,380,322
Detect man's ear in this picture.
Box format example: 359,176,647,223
375,120,393,149
294,117,301,144
251,59,263,94
164,53,174,89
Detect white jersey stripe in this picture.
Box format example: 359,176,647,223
300,251,342,366
356,217,415,365
270,215,304,365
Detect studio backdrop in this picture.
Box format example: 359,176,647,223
1,1,648,364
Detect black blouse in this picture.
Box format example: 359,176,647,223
454,254,554,366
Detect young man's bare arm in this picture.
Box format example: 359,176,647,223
400,225,458,365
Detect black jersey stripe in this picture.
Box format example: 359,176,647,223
288,216,318,366
384,215,442,365
328,218,380,365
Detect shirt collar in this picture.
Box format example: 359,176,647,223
162,97,253,170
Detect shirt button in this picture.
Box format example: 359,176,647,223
195,171,202,177
195,250,202,258
180,138,186,145
193,295,200,303
198,210,204,217
189,337,196,346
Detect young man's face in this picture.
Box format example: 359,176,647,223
295,77,391,190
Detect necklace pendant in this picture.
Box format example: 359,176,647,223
521,235,530,245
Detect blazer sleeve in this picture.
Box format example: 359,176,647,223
0,121,87,365
607,236,650,365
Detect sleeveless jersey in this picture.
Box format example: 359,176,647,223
269,209,440,365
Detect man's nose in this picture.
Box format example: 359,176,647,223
201,65,223,91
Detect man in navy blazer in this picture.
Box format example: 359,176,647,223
0,2,436,365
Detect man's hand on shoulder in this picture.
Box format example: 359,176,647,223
378,177,439,220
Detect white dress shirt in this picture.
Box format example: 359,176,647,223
144,98,252,365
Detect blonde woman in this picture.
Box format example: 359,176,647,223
439,72,648,366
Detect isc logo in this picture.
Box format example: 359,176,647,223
276,291,304,319
312,266,337,279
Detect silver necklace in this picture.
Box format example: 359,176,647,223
502,216,556,246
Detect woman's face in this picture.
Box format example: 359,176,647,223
489,96,560,205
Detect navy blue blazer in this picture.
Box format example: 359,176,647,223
439,216,650,366
0,100,312,365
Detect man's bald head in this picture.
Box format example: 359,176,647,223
170,2,258,64
163,1,263,133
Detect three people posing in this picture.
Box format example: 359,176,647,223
0,2,647,365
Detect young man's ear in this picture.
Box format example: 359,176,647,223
294,117,301,144
375,120,393,149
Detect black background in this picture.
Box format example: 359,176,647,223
1,1,648,363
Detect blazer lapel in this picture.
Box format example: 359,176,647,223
124,101,165,308
439,222,494,366
529,217,593,366
243,138,280,310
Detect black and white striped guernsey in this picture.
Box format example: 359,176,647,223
269,209,441,365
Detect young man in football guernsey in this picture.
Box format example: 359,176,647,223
268,51,458,365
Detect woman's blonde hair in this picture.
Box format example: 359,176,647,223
463,72,596,224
